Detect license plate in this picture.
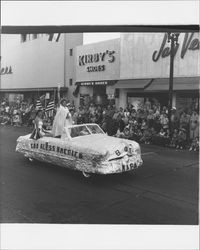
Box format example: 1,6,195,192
121,161,135,172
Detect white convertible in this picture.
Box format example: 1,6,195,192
16,123,143,177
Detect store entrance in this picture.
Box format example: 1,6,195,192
93,85,108,106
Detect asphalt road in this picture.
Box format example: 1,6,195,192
0,125,199,224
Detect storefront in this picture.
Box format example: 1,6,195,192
75,39,120,106
75,32,199,111
119,32,199,112
1,33,83,104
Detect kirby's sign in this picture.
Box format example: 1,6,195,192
152,33,199,62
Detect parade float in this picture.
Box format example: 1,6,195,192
16,123,143,177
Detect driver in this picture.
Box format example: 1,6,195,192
79,127,89,136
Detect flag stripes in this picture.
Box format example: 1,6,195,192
45,101,55,117
36,100,43,110
45,101,55,111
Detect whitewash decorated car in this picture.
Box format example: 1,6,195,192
16,123,143,177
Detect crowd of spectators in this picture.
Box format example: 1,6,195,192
0,98,36,127
1,97,199,151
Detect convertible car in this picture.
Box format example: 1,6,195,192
16,123,143,177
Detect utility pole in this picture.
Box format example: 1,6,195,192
167,32,180,135
63,33,66,89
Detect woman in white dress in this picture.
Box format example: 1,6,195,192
51,99,72,138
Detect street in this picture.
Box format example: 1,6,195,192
0,125,199,224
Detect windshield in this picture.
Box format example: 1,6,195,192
69,125,90,138
87,124,104,134
69,124,104,138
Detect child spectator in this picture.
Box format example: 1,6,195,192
0,113,10,125
154,128,166,146
12,105,21,126
164,129,170,147
141,119,148,133
123,126,131,139
140,128,152,144
137,129,143,142
189,136,199,151
170,129,179,148
176,128,187,149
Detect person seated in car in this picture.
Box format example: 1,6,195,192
79,127,90,136
30,109,51,140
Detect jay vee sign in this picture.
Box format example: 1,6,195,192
152,33,199,62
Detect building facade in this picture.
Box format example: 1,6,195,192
1,33,83,104
75,32,199,112
119,32,199,112
75,39,120,106
1,32,199,113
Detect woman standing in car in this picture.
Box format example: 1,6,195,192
51,99,72,138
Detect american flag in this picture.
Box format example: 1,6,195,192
36,99,43,110
45,100,55,117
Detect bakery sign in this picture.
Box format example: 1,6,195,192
78,50,115,73
152,32,199,62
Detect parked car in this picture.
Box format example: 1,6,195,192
16,123,143,177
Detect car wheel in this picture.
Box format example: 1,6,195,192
82,171,90,178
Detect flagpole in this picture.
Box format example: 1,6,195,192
44,96,47,110
57,83,61,106
53,88,56,104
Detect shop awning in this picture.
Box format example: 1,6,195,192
0,87,68,92
145,77,200,91
114,79,152,89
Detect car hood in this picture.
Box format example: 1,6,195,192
71,134,140,158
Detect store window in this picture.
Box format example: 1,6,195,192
70,49,73,56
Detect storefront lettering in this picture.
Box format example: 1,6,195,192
0,66,13,75
80,81,108,86
87,65,105,72
79,50,115,66
30,142,83,159
152,33,199,62
181,33,199,58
